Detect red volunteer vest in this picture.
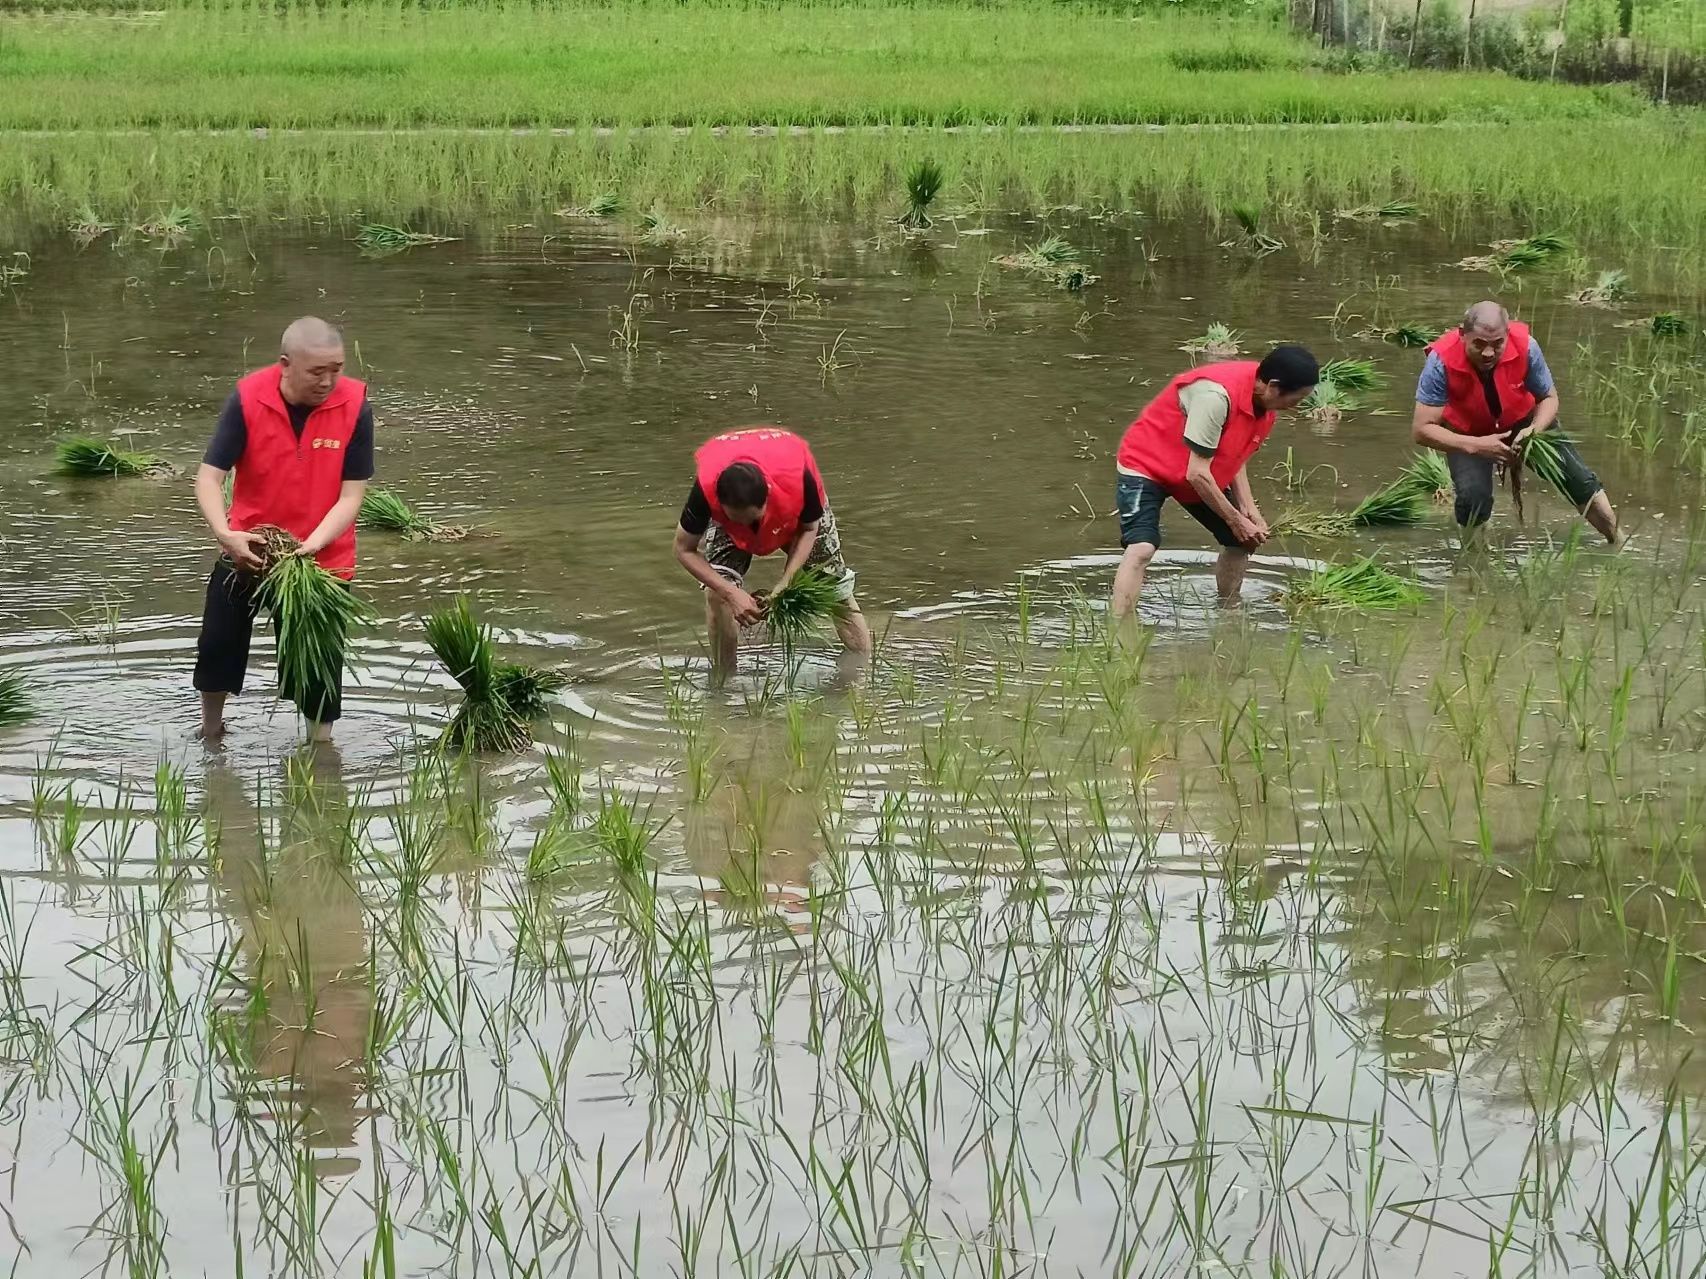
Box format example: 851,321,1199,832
226,364,366,578
1427,321,1537,437
694,428,824,556
1117,362,1275,503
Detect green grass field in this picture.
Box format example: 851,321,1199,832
0,2,1663,129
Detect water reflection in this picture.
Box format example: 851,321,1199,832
206,744,374,1175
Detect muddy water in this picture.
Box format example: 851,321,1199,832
1,210,1704,1276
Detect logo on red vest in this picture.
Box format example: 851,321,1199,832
311,437,344,450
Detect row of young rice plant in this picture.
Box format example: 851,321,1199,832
3,122,1705,278
5,508,1706,1274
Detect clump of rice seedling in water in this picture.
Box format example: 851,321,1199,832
639,203,688,246
355,224,457,254
68,204,114,244
1380,321,1443,348
0,667,31,727
131,205,196,241
1403,449,1451,502
1334,200,1421,222
993,235,1096,289
1461,232,1572,273
1285,557,1425,612
1228,203,1284,255
762,568,843,648
1180,322,1242,359
1302,377,1359,424
557,192,620,219
425,597,559,752
1317,358,1381,392
358,488,468,542
1349,475,1429,527
250,525,373,712
1650,312,1691,337
55,436,174,479
1271,506,1352,538
896,158,943,231
1570,269,1632,308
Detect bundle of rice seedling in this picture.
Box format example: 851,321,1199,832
1335,200,1421,221
425,597,562,752
557,192,620,218
1302,377,1359,424
995,234,1079,271
1285,557,1425,613
355,224,457,253
1229,203,1284,255
1461,232,1572,274
358,488,468,542
1518,429,1574,495
1381,322,1443,348
68,204,114,244
1271,506,1352,538
1180,322,1243,359
1650,312,1691,337
1349,475,1429,527
897,158,944,231
639,203,688,246
763,568,843,648
0,667,30,728
1569,269,1631,308
1402,449,1452,502
249,526,373,712
1317,358,1382,392
132,206,196,241
55,436,174,479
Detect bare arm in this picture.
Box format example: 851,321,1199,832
1229,465,1264,531
674,525,763,623
775,522,820,593
1413,403,1510,462
299,479,367,558
1522,388,1561,438
195,462,264,571
1186,453,1258,546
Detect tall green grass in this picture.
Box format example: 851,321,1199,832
0,5,1651,130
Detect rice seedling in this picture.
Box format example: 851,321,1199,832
1228,203,1284,256
895,158,943,231
358,488,469,543
1270,505,1353,538
1179,322,1242,359
0,252,27,287
992,234,1098,288
68,204,114,243
1570,268,1632,307
1302,376,1359,424
130,205,195,241
1348,476,1430,527
54,436,174,479
1519,428,1575,495
355,224,458,254
1334,200,1422,221
1380,321,1444,348
1285,557,1425,612
1402,448,1452,502
761,568,843,648
557,191,620,218
425,597,558,752
249,525,373,713
639,203,688,246
1461,232,1573,273
1317,358,1381,392
0,667,30,727
1650,312,1692,337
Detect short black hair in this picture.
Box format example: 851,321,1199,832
1256,345,1320,394
716,461,768,510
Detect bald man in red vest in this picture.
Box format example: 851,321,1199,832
673,427,872,674
1412,301,1620,543
192,317,373,742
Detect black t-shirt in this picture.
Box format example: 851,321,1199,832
202,390,376,480
679,471,823,538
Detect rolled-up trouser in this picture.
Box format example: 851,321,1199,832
1446,428,1603,528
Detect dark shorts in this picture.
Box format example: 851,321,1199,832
193,560,344,723
1115,473,1242,550
1446,426,1603,528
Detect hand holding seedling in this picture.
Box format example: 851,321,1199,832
217,529,267,573
726,585,764,626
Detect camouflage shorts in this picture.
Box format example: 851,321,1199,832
703,505,857,602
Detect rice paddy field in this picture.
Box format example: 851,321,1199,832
2,2,1706,1276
